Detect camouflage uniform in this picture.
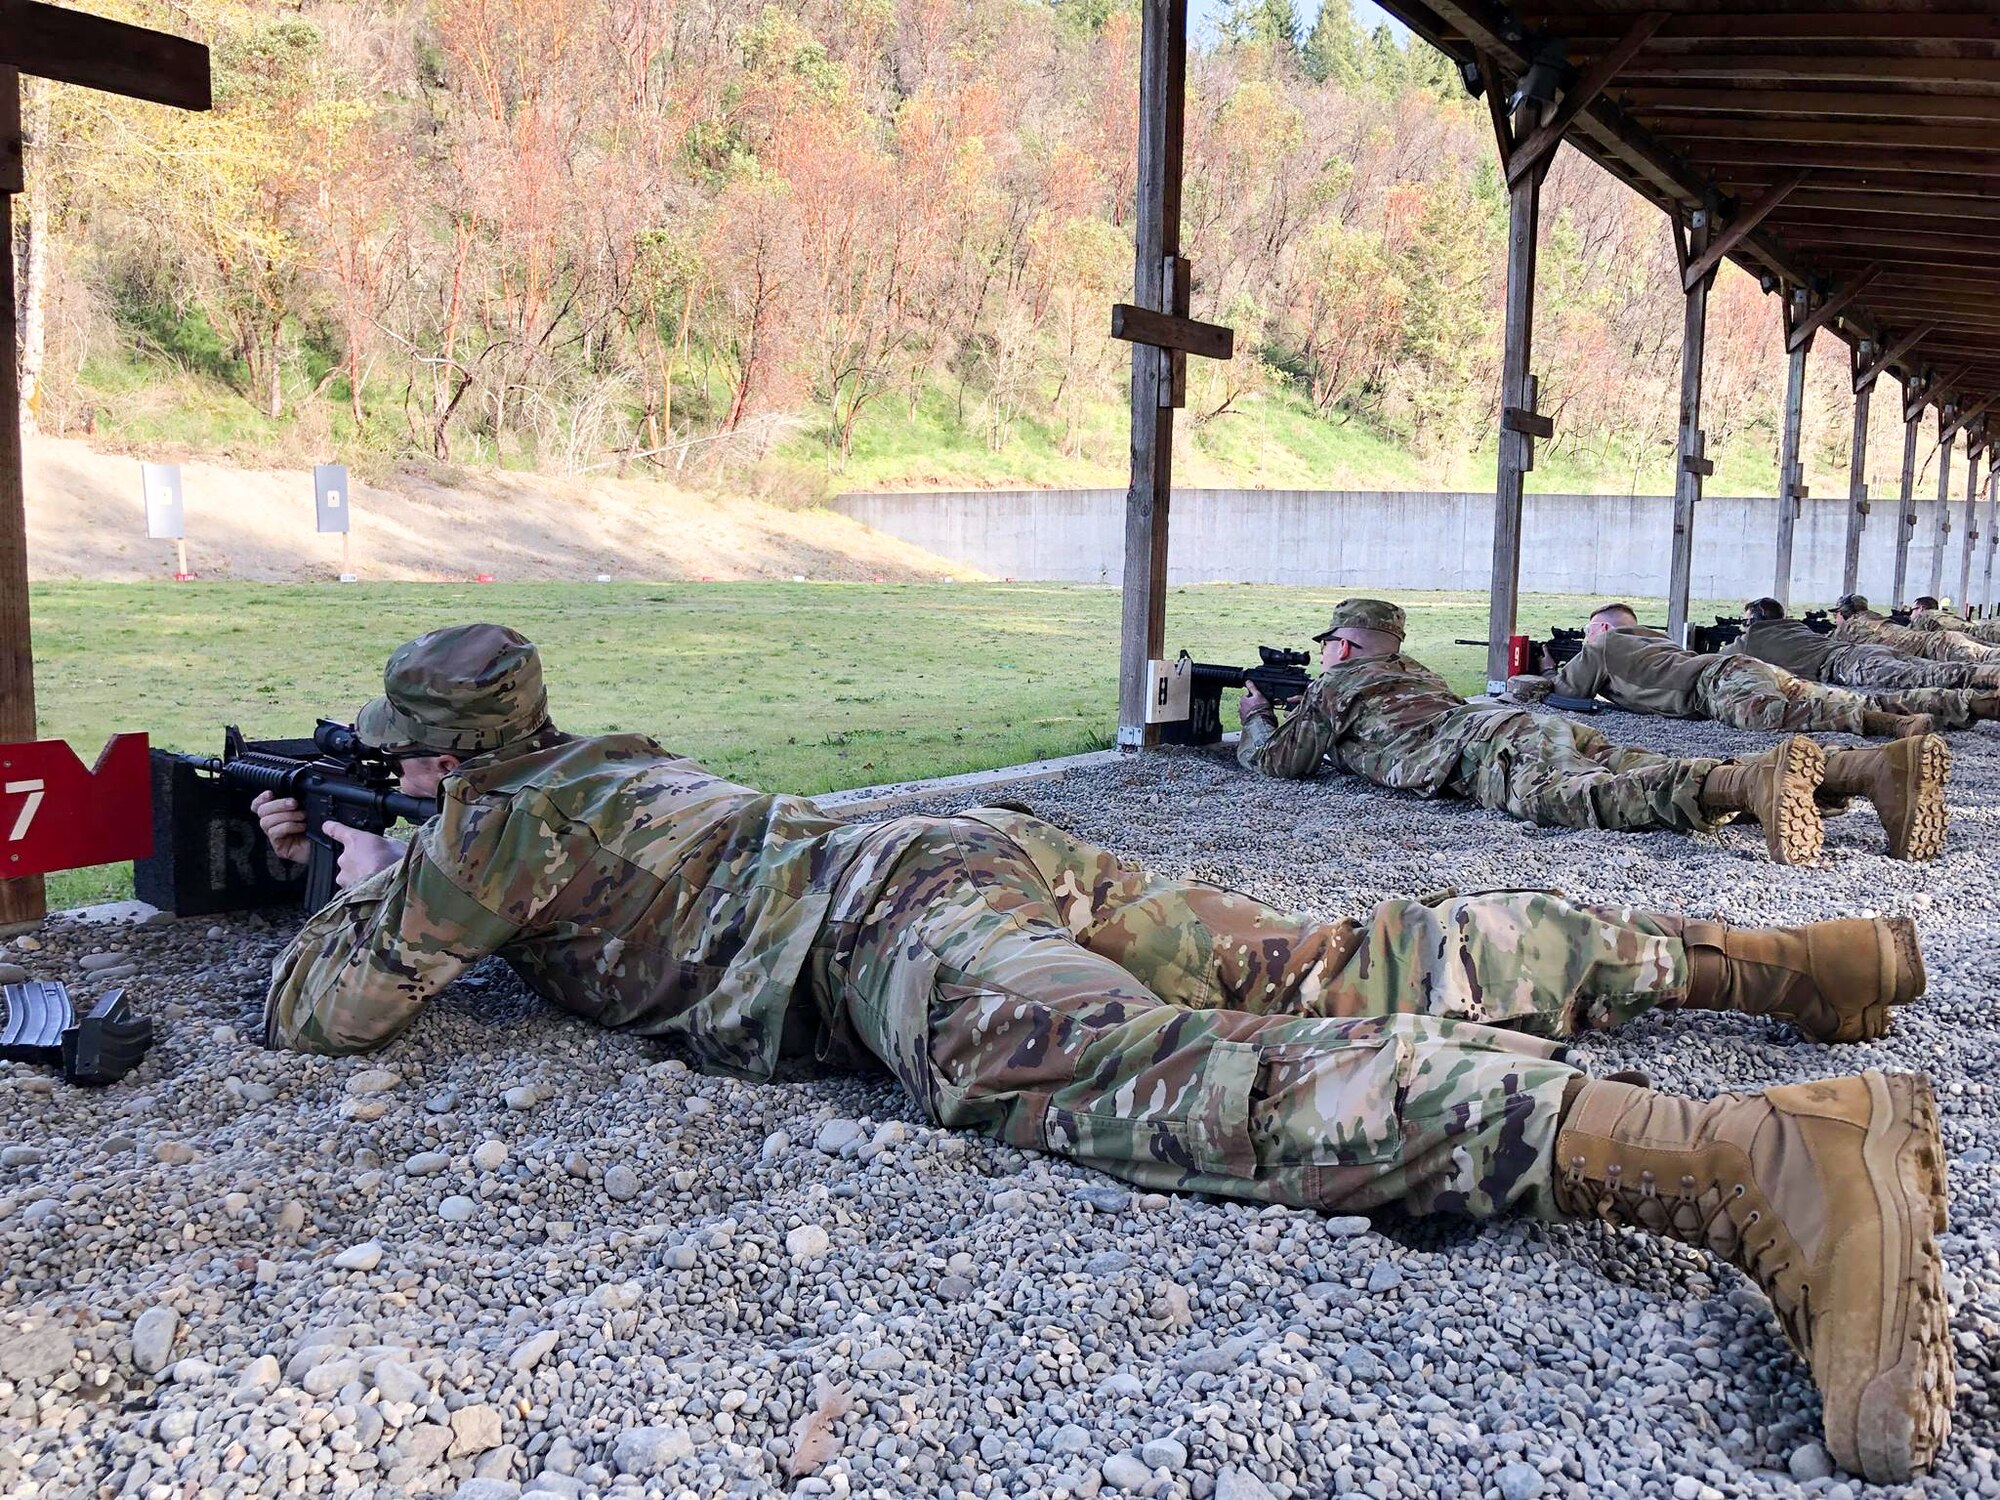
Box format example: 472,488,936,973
1833,610,2000,666
1239,602,1723,836
1724,617,2000,697
266,624,1721,1221
1527,626,1871,733
1912,606,2000,645
1527,627,1989,731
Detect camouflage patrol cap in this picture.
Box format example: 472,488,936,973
1836,592,1870,616
1313,598,1406,643
355,624,549,754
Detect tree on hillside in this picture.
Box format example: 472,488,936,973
1219,0,1304,54
1301,0,1365,87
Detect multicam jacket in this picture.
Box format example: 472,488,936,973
1831,612,1944,656
1908,606,1972,633
265,733,925,1077
1718,618,1838,679
1237,653,1519,792
1548,627,1717,716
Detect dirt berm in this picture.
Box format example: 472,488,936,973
23,435,974,583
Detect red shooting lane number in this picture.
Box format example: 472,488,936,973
0,736,155,879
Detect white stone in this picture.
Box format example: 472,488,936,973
373,1359,427,1404
612,1425,693,1475
1101,1454,1152,1490
508,1330,559,1371
347,1068,401,1096
472,1140,509,1171
438,1195,477,1223
448,1402,505,1457
333,1240,384,1271
785,1224,831,1260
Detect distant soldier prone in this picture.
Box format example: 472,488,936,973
1723,595,2000,697
252,623,1950,1484
1237,599,1948,864
1506,600,1964,736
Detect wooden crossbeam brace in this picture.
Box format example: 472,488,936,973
1110,304,1233,362
1682,169,1811,291
0,0,211,112
1857,323,1936,392
1788,268,1880,353
1505,12,1669,188
1682,429,1714,477
1941,396,1998,445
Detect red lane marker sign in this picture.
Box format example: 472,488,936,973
0,736,155,878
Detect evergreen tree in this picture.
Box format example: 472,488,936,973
1302,0,1364,86
1220,0,1304,53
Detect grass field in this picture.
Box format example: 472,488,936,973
27,581,1726,907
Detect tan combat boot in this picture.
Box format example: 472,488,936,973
1553,1072,1952,1483
1859,709,1935,740
1821,735,1950,862
1696,735,1825,864
1663,915,1925,1042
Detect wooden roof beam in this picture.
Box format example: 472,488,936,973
0,0,210,111
1527,14,2000,44
1681,169,1809,291
1618,89,2000,127
1687,143,2000,177
1505,11,1668,188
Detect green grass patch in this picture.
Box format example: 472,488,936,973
27,581,1731,909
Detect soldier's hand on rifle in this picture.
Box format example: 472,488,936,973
324,823,406,889
1238,680,1271,721
250,792,311,865
1537,646,1556,674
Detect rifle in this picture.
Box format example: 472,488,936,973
1801,609,1834,635
1160,646,1313,747
1687,617,1743,655
1452,627,1591,672
178,722,440,912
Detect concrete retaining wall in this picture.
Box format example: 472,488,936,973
831,488,1995,605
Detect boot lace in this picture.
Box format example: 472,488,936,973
1560,1160,1811,1352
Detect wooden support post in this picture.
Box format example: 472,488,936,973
0,67,41,927
1772,288,1812,607
1667,204,1714,645
1927,426,1955,602
1957,438,1982,610
1983,468,1998,615
1842,374,1873,599
1485,90,1550,694
1891,405,1922,608
1116,0,1187,750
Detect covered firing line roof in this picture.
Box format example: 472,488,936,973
1376,2,2000,433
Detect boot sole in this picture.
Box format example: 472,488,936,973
1765,737,1826,865
1828,1070,1952,1483
1883,734,1950,862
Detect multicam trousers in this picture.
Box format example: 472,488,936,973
1698,657,1866,733
1451,713,1721,834
814,810,1692,1224
1823,642,2000,693
1699,657,1986,731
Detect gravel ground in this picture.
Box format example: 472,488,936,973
1,710,1996,1500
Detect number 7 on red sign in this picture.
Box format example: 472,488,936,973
5,780,45,842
